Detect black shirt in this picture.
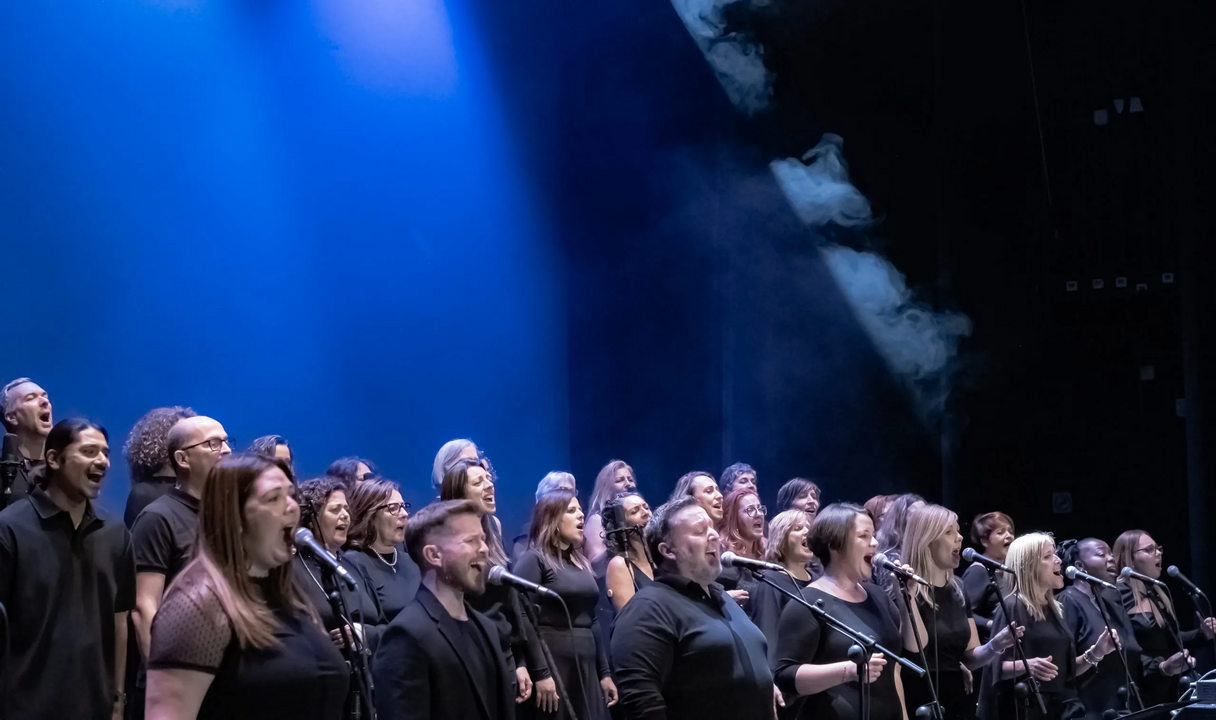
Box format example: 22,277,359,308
149,570,348,720
467,576,549,678
132,486,199,583
1060,585,1143,720
293,552,387,654
0,487,136,720
980,600,1081,720
748,570,810,661
962,563,1001,640
345,545,421,622
124,476,177,529
774,582,903,720
916,584,974,675
1118,582,1202,706
455,615,498,701
611,574,774,720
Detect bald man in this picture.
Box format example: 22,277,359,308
127,415,231,719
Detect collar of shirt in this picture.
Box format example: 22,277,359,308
29,485,102,533
656,573,726,606
167,486,201,512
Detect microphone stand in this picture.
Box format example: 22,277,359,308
985,566,1048,717
1175,583,1216,670
1090,585,1143,711
518,592,581,720
896,578,943,720
1146,585,1195,692
320,561,377,720
756,571,926,720
0,457,21,511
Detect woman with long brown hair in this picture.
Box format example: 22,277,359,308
442,456,543,706
513,489,618,720
146,454,347,720
1112,529,1215,706
344,478,420,621
581,459,636,565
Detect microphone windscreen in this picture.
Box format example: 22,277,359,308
872,552,890,566
1,433,18,460
1065,567,1078,580
1167,565,1181,578
720,551,738,567
1120,567,1133,580
962,548,977,562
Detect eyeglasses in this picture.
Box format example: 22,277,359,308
181,437,231,453
378,502,411,516
743,505,768,518
1136,544,1164,556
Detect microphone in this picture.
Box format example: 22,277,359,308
1120,567,1166,587
487,565,560,599
1065,566,1117,591
293,527,358,590
962,547,1013,574
872,552,930,587
720,551,786,573
1167,566,1206,598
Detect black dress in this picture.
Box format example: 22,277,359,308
979,600,1083,720
1118,583,1203,706
962,563,1000,642
903,584,974,720
293,552,387,654
513,549,611,720
148,573,348,720
345,544,421,621
773,582,905,720
749,570,811,659
1060,585,1143,720
468,574,550,684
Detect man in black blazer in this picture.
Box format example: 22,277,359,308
373,499,516,720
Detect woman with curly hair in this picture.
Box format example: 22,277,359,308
123,406,196,528
344,478,420,621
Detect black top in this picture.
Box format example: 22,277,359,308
293,552,387,654
466,575,549,678
1118,583,1202,706
914,584,974,675
124,476,176,529
1060,585,1143,719
748,570,810,661
611,574,774,720
962,563,999,640
373,585,516,720
979,599,1080,720
131,486,199,583
0,456,40,511
148,571,348,720
345,545,421,621
512,548,611,678
773,582,903,720
0,487,136,720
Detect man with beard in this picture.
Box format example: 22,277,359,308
128,414,231,718
1,377,53,509
0,419,136,720
611,496,775,720
374,499,516,720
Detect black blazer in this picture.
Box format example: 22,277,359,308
373,584,516,720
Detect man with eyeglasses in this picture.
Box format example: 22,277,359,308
127,415,231,719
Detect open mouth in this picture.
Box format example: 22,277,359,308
469,560,486,574
86,469,105,482
864,553,874,566
577,522,585,531
281,524,296,548
38,411,51,424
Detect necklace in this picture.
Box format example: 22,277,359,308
375,548,398,570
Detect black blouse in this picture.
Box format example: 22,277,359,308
773,582,904,720
748,570,810,661
1118,582,1203,706
467,571,551,679
962,563,1000,640
293,553,387,653
979,599,1082,720
148,574,348,720
344,544,421,622
512,548,611,678
1060,585,1143,720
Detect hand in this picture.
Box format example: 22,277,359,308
1093,629,1118,657
329,624,362,647
990,623,1025,653
728,589,750,606
515,667,533,703
853,653,887,683
774,684,786,716
961,663,974,696
1202,617,1216,639
1162,651,1195,677
1025,656,1058,682
535,677,559,714
111,701,124,720
601,676,618,707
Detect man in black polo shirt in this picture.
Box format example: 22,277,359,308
122,406,197,528
374,499,516,720
128,414,230,716
0,377,53,510
611,496,775,720
0,418,135,720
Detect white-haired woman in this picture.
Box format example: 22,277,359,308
978,533,1117,720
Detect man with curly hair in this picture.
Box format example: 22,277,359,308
1,377,53,510
122,406,197,528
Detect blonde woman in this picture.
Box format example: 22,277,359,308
749,510,814,648
1112,530,1215,706
898,505,1019,720
978,533,1116,720
581,460,636,565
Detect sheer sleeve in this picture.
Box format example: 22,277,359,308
148,586,232,674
